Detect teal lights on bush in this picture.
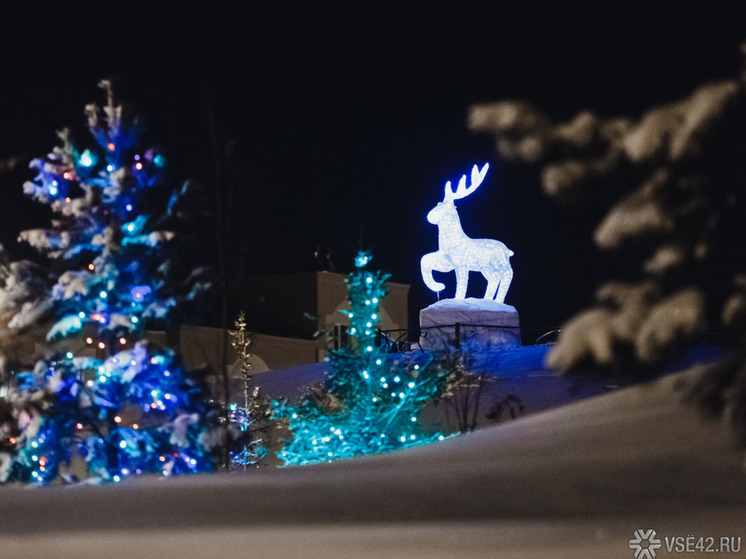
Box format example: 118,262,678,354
272,252,450,466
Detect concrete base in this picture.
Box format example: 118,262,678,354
419,298,520,350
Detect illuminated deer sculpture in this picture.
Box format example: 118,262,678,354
420,163,514,303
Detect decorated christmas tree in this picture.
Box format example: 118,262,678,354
273,251,452,466
0,80,219,483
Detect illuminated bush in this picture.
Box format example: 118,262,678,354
273,252,452,466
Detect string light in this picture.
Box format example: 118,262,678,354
79,149,94,167
3,84,217,485
130,286,151,302
273,251,449,466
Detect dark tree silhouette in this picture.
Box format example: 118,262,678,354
469,52,746,442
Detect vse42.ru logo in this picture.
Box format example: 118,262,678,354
629,529,742,558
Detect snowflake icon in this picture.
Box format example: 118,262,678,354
628,529,662,559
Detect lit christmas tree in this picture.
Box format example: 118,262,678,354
0,80,219,483
273,251,452,466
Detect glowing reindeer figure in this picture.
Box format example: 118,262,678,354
420,163,514,303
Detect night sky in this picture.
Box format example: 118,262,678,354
1,4,744,335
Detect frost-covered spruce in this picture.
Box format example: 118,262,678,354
0,80,219,484
468,59,746,446
469,73,746,371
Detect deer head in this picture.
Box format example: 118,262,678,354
427,163,489,224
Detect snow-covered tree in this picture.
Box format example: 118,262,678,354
0,80,219,483
0,247,51,374
468,56,746,441
272,252,452,466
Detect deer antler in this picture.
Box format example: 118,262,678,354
444,163,489,202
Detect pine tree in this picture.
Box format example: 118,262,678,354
273,251,452,466
468,54,746,442
0,80,219,483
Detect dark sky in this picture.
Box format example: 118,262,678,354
1,4,744,334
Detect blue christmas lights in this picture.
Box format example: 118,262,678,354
1,79,218,484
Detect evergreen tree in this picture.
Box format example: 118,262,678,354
468,54,746,441
224,311,272,468
0,80,219,483
273,251,452,466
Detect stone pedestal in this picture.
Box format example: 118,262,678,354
419,298,520,350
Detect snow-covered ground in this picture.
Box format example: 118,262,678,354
1,347,744,558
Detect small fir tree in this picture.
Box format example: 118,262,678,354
224,311,272,468
0,80,219,483
273,251,452,466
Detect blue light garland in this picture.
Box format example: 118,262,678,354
2,80,218,484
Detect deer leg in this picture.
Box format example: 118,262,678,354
421,251,451,293
483,271,499,300
494,267,513,304
454,266,469,299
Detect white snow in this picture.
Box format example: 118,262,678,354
420,298,520,348
422,297,517,314
0,362,744,557
7,298,53,330
46,314,83,340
